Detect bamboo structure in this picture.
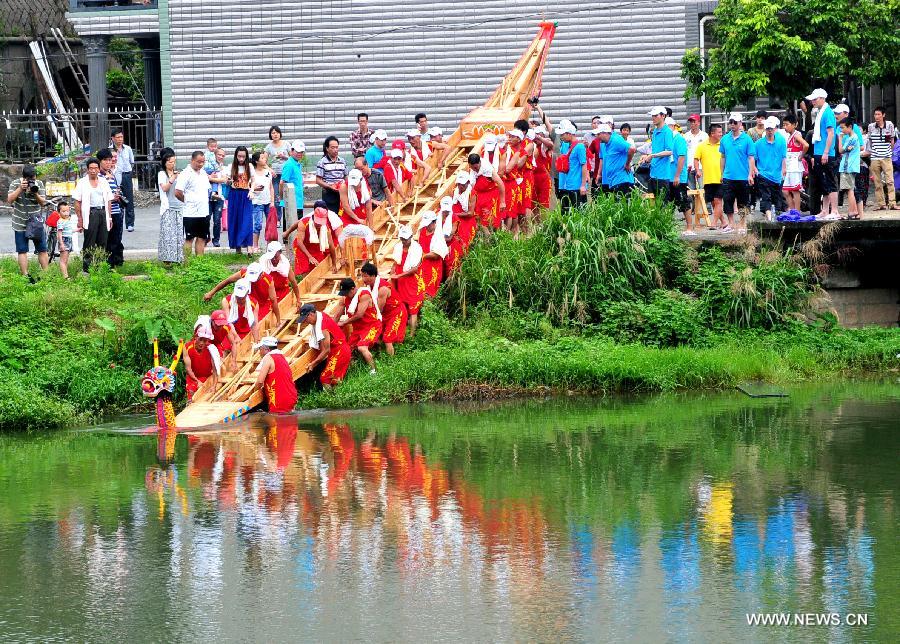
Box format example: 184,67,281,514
175,22,556,429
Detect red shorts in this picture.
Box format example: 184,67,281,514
521,171,534,213
533,170,551,208
381,305,408,344
320,343,351,386
347,319,383,348
186,375,207,401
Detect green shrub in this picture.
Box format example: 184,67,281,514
596,290,710,347
0,378,76,431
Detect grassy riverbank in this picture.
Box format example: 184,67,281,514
2,197,899,430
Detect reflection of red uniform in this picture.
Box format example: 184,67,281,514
379,281,408,344
418,228,443,298
240,268,274,320
225,294,255,338
453,199,477,249
293,217,337,275
343,290,383,348
337,181,369,226
211,323,233,352
533,143,552,208
263,350,297,413
185,339,214,399
324,424,355,494
318,313,351,386
519,141,534,213
265,416,298,470
394,247,426,314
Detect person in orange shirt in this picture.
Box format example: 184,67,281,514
297,304,351,388
337,277,382,374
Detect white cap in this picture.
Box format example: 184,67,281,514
194,314,212,332
834,103,850,114
806,88,828,101
497,134,508,144
290,140,306,153
534,125,548,135
508,129,524,139
648,106,667,116
406,129,421,138
253,336,279,350
372,128,387,141
440,195,453,212
526,128,536,140
764,116,781,129
665,117,677,126
455,171,470,184
420,210,438,225
728,112,744,123
266,240,283,254
234,278,251,297
483,133,498,151
594,124,612,134
557,120,576,135
348,168,364,186
389,148,404,158
599,115,614,124
398,224,413,240
478,164,494,178
245,262,263,282
427,126,443,137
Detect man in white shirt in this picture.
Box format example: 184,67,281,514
111,129,136,231
175,150,211,256
683,113,708,189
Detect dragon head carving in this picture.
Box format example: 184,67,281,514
141,338,185,399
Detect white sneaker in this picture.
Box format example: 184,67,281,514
721,225,734,233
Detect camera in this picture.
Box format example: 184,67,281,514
527,96,539,106
29,183,39,194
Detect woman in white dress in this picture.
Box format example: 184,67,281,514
157,148,184,265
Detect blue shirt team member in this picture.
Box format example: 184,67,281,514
556,119,588,213
806,87,838,218
753,116,787,218
593,124,635,194
643,106,674,202
718,112,756,233
668,118,694,233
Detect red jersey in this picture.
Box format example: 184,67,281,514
211,323,233,352
394,247,426,314
186,339,214,380
318,314,351,386
418,227,444,298
378,280,408,344
452,199,477,249
472,171,500,229
338,181,369,226
293,216,337,275
263,350,297,414
240,268,274,320
383,162,412,191
225,294,256,338
268,268,291,301
343,289,383,348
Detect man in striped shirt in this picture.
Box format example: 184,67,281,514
97,148,125,267
867,107,898,210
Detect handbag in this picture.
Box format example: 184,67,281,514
555,143,576,174
24,213,45,240
264,204,278,242
221,200,228,232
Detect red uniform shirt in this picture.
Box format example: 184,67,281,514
338,181,369,226
343,290,383,348
211,323,233,352
318,314,351,386
472,171,500,229
383,162,412,191
378,280,408,344
394,247,426,314
240,268,274,320
268,268,291,301
293,215,338,275
263,350,297,414
418,227,444,298
225,294,256,338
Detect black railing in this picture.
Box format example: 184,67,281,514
69,0,158,10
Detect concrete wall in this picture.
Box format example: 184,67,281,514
828,289,900,328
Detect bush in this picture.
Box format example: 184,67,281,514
0,378,76,432
596,290,710,347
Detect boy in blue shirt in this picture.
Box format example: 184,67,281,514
642,106,674,202
594,124,635,195
753,116,787,219
719,112,757,233
838,118,863,219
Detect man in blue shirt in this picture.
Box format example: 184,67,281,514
719,112,756,233
668,118,693,232
594,124,635,195
753,116,787,219
280,140,306,227
556,119,588,213
838,117,863,219
642,106,674,202
806,87,838,218
364,129,387,169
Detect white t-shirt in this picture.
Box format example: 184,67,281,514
250,166,273,206
683,129,709,166
174,165,211,219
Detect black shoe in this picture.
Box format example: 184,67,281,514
212,241,220,247
27,274,36,284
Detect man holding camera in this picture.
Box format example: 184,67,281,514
6,165,49,278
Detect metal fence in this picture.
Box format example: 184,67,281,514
0,108,164,188
69,1,158,9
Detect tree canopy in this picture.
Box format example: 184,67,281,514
681,0,900,110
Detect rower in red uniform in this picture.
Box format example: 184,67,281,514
384,143,413,200
337,277,382,374
426,126,450,168
202,261,278,324
338,168,372,227
515,119,536,223
468,151,506,232
297,304,351,388
417,210,447,298
221,278,259,341
531,123,554,210
209,309,240,371
451,171,477,249
260,240,301,303
440,196,463,275
361,262,407,355
503,129,526,235
252,336,297,413
184,318,222,401
283,200,343,275
405,130,432,187
480,134,506,229
391,224,426,338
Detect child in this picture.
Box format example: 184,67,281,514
620,123,635,146
838,118,863,220
54,201,75,278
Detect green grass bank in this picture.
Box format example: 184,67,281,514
2,197,899,430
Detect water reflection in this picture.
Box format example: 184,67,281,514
1,386,898,641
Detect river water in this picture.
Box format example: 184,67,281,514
1,383,897,642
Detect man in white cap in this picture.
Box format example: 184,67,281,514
252,336,297,414
753,116,787,220
556,119,588,213
406,129,432,186
221,278,259,342
204,260,279,324
666,117,694,232
641,106,675,202
427,126,450,168
718,112,756,233
468,152,506,230
283,199,344,275
806,88,838,218
594,123,636,197
279,140,306,229
338,168,372,227
384,142,412,199
260,239,301,304
390,224,425,337
365,129,388,170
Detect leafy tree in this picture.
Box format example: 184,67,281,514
681,0,900,110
